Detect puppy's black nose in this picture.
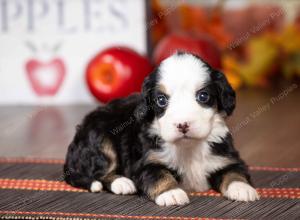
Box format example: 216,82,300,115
177,122,189,134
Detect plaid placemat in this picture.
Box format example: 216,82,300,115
0,158,299,220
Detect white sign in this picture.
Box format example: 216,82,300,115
0,0,147,104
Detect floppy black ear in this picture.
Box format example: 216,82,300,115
141,68,159,105
141,74,154,105
134,70,158,121
212,70,236,116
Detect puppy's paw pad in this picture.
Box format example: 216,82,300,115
155,188,190,206
111,177,137,195
90,181,103,193
224,181,260,202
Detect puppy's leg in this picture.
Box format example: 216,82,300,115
64,140,105,193
102,174,137,195
209,164,259,201
134,164,189,206
98,139,136,195
221,172,259,201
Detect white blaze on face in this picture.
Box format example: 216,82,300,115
155,54,216,143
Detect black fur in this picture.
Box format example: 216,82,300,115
208,134,252,191
211,69,236,116
64,53,251,203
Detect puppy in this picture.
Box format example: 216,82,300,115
64,52,259,206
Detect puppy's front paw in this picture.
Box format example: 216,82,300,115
223,181,260,202
111,177,137,195
155,188,190,206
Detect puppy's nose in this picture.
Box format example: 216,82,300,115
176,122,190,134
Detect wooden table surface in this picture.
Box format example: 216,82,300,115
0,86,299,167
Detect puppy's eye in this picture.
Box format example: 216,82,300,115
196,91,210,103
156,95,168,108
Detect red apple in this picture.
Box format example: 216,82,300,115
153,33,222,69
86,47,153,103
25,58,66,96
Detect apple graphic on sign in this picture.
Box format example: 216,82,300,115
25,59,66,96
24,41,66,97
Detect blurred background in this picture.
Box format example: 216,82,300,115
0,0,299,167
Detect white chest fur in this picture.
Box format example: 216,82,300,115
148,114,232,191
149,141,233,192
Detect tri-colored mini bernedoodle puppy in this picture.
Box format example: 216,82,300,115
64,52,260,206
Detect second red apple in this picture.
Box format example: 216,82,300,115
153,33,222,69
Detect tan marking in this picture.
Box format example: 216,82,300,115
158,84,167,94
148,171,178,199
101,138,117,176
145,151,164,165
220,172,248,193
101,173,121,188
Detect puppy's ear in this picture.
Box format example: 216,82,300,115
141,68,159,104
212,70,236,116
141,74,154,105
135,71,157,121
